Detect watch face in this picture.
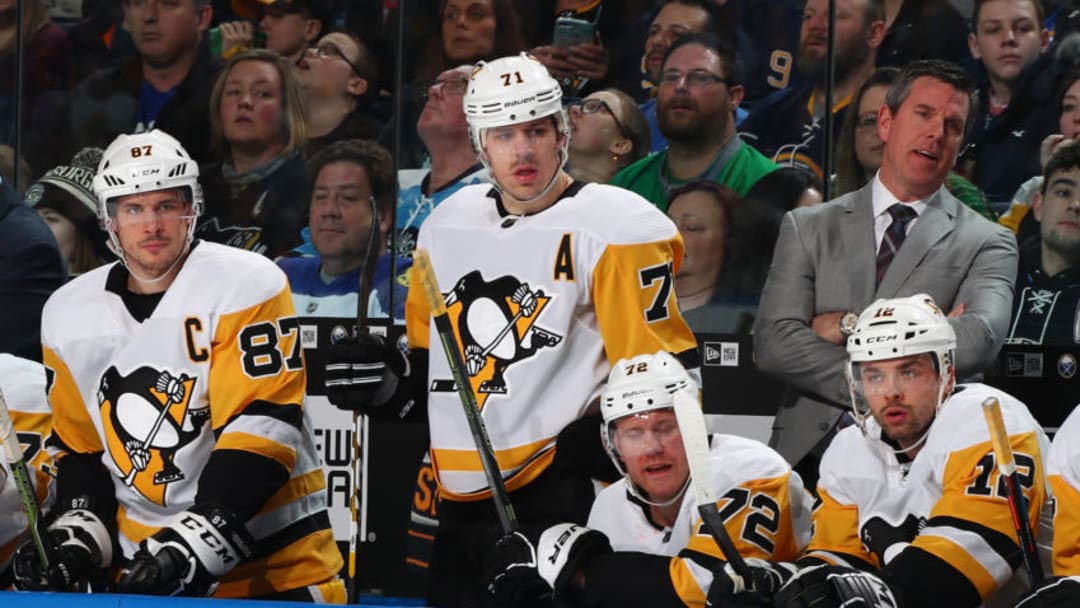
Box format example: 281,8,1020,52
841,313,859,335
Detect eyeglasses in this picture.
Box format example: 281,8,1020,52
570,98,632,139
313,42,362,77
855,112,879,130
658,69,731,89
423,76,470,97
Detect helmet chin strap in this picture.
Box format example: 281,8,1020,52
106,217,196,287
481,129,571,208
626,471,692,508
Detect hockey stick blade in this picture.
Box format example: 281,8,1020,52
0,387,49,572
672,390,751,584
981,396,1043,586
414,249,517,534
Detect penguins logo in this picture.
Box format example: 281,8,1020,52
437,270,562,406
98,366,207,506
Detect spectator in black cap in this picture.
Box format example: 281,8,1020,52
256,0,331,65
25,147,113,277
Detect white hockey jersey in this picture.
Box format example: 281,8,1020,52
1048,403,1080,576
40,242,341,597
0,354,54,575
407,182,699,500
808,383,1049,606
587,434,812,607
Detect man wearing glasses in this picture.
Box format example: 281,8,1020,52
396,65,491,257
14,130,345,600
611,33,777,210
739,0,885,184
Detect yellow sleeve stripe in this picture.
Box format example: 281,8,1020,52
436,448,556,502
43,345,102,454
216,431,298,471
431,436,555,473
259,468,327,514
913,533,1001,600
806,487,876,566
670,555,707,608
218,527,343,598
592,240,697,365
1051,474,1080,575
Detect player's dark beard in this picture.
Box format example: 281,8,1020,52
796,35,869,86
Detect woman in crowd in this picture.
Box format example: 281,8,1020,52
567,88,649,183
833,66,994,219
665,180,748,333
197,49,311,259
25,147,111,277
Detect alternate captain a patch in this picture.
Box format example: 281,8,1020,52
433,270,563,406
98,365,206,506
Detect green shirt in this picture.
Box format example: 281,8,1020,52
609,139,778,211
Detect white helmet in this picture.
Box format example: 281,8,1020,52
464,53,570,201
93,130,203,278
846,294,956,448
601,351,696,506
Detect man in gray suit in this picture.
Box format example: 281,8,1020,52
753,60,1018,486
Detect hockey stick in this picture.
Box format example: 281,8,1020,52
414,248,517,534
980,396,1043,587
123,372,188,486
671,390,753,585
0,387,49,573
346,194,382,602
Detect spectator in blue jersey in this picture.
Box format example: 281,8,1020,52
959,0,1058,208
610,33,777,210
739,0,886,183
60,0,222,169
396,64,490,256
278,138,411,321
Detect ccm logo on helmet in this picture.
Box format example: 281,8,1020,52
865,335,898,344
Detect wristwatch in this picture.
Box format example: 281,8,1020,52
839,312,860,338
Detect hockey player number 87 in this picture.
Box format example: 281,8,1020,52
238,317,304,378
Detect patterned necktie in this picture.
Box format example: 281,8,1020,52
876,203,918,285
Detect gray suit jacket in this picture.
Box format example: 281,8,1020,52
753,183,1018,466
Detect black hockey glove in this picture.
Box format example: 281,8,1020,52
536,523,613,604
323,331,414,418
117,503,254,597
860,515,921,565
485,529,552,604
772,564,902,608
13,509,114,591
706,558,797,607
1014,576,1080,608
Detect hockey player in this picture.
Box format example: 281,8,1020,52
322,53,699,606
0,353,54,588
770,294,1050,608
485,350,812,607
12,130,345,601
1010,402,1080,607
